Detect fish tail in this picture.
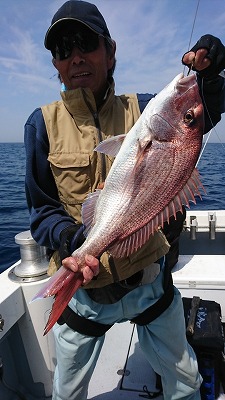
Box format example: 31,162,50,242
43,271,83,335
32,266,75,301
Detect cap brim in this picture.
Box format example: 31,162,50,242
44,18,105,50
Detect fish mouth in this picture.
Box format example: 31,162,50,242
178,73,196,85
173,72,196,86
177,73,197,95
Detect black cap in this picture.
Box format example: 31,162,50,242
45,0,111,50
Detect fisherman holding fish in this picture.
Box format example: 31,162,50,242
24,1,225,399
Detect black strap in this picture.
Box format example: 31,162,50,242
131,268,174,326
58,265,174,335
57,306,113,337
86,270,144,304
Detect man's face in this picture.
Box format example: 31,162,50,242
52,26,115,105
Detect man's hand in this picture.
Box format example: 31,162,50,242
183,48,210,73
62,254,99,285
182,34,225,78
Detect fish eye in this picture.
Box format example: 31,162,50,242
184,110,194,126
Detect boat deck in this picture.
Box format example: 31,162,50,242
88,256,225,399
89,322,163,400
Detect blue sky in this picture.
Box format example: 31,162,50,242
1,0,225,143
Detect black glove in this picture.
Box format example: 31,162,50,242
59,224,85,261
182,34,225,79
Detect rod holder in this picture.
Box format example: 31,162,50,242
208,212,216,240
190,216,197,240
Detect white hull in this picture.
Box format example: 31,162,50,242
0,210,224,399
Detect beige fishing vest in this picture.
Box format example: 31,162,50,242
41,85,169,288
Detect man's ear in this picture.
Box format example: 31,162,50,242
52,58,57,68
110,40,116,59
107,40,116,70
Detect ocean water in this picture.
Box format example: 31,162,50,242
0,143,30,272
0,142,225,273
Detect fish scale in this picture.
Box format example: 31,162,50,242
33,72,204,335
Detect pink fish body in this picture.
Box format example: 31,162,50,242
33,73,204,334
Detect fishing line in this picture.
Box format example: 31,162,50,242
186,0,200,52
49,72,58,79
196,128,211,167
184,0,225,161
196,77,225,166
183,0,200,75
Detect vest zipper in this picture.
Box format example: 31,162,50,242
81,88,107,183
92,112,107,182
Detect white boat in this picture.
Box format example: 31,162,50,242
0,209,225,399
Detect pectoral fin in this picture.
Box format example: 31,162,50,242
94,134,126,157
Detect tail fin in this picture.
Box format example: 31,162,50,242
43,271,83,335
31,266,83,335
32,266,73,300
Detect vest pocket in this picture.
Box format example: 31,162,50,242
48,152,91,205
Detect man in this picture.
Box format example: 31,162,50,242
24,1,225,399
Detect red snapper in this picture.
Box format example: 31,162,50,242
33,73,204,334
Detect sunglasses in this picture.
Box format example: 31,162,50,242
52,30,101,61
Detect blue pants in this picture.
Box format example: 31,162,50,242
52,265,202,400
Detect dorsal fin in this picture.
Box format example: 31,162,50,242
94,134,126,157
153,168,205,226
108,168,205,258
82,189,102,237
108,222,158,258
